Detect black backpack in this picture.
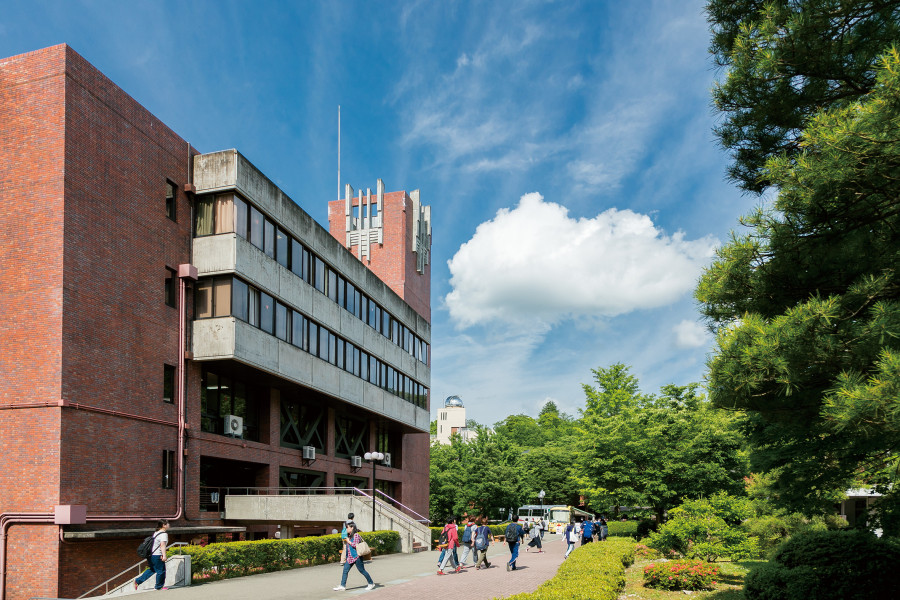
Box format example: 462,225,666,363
438,528,449,547
137,532,159,559
505,522,519,542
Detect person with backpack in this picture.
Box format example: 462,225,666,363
340,512,355,565
134,520,169,591
333,522,376,591
581,517,593,545
563,519,577,559
540,518,547,539
437,516,461,574
458,516,478,568
599,517,608,541
505,515,524,571
473,517,494,570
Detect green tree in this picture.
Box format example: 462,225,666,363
576,377,748,522
707,0,900,192
494,414,545,447
429,426,523,520
582,363,643,418
516,446,581,507
697,50,900,523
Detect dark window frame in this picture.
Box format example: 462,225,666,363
165,180,177,222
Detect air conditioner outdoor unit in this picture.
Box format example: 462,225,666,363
382,453,391,467
302,446,316,460
350,455,362,468
224,415,243,438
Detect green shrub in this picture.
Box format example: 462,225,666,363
500,538,635,600
169,530,400,582
643,559,720,591
605,520,637,537
743,512,845,557
649,495,757,562
636,518,657,539
744,529,900,600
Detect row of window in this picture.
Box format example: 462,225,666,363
196,276,429,409
194,192,429,364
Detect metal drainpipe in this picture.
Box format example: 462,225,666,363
0,513,55,600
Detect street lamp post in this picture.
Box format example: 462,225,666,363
364,451,385,532
538,489,546,518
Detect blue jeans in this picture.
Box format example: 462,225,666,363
565,542,575,558
507,541,519,568
136,555,166,589
341,559,374,587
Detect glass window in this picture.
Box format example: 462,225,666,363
162,450,175,489
264,219,275,258
337,276,345,307
352,346,360,376
276,228,289,268
314,257,326,293
214,194,234,234
369,356,378,385
321,329,332,361
165,268,177,308
248,287,260,327
275,301,290,341
195,196,214,236
301,247,311,282
163,364,175,403
360,351,368,381
360,296,369,325
308,322,318,356
166,181,176,221
195,279,212,318
213,278,231,317
260,292,274,334
392,319,399,345
249,205,264,250
291,239,304,279
346,282,355,315
336,338,344,369
327,268,338,302
292,311,307,350
234,196,248,239
382,310,390,338
354,289,361,319
232,278,248,322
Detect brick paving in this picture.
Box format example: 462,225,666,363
158,536,566,600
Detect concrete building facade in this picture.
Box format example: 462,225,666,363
0,44,431,600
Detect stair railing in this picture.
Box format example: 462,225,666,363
75,542,188,598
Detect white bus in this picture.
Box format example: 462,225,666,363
515,505,548,528
547,505,594,533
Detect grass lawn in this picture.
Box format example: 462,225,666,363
619,558,765,600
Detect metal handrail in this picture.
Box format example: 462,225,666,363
373,489,431,524
76,542,188,598
350,489,431,532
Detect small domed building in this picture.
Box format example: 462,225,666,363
435,395,477,444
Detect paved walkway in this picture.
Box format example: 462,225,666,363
158,535,565,600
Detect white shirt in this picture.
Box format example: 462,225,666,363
152,531,169,556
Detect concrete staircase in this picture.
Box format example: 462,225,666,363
99,555,191,596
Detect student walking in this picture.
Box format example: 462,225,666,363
473,518,494,570
333,522,375,591
599,517,608,541
563,520,577,559
134,520,169,591
505,516,525,571
525,520,543,552
458,516,478,567
438,516,461,574
580,518,593,545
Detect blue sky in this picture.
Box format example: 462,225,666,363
2,0,756,426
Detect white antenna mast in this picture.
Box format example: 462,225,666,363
337,105,341,201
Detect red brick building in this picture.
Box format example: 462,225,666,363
0,45,431,600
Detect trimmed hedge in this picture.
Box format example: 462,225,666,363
168,530,399,582
605,520,638,538
500,538,635,600
744,529,900,600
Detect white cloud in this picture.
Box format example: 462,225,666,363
672,319,710,349
445,193,718,327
